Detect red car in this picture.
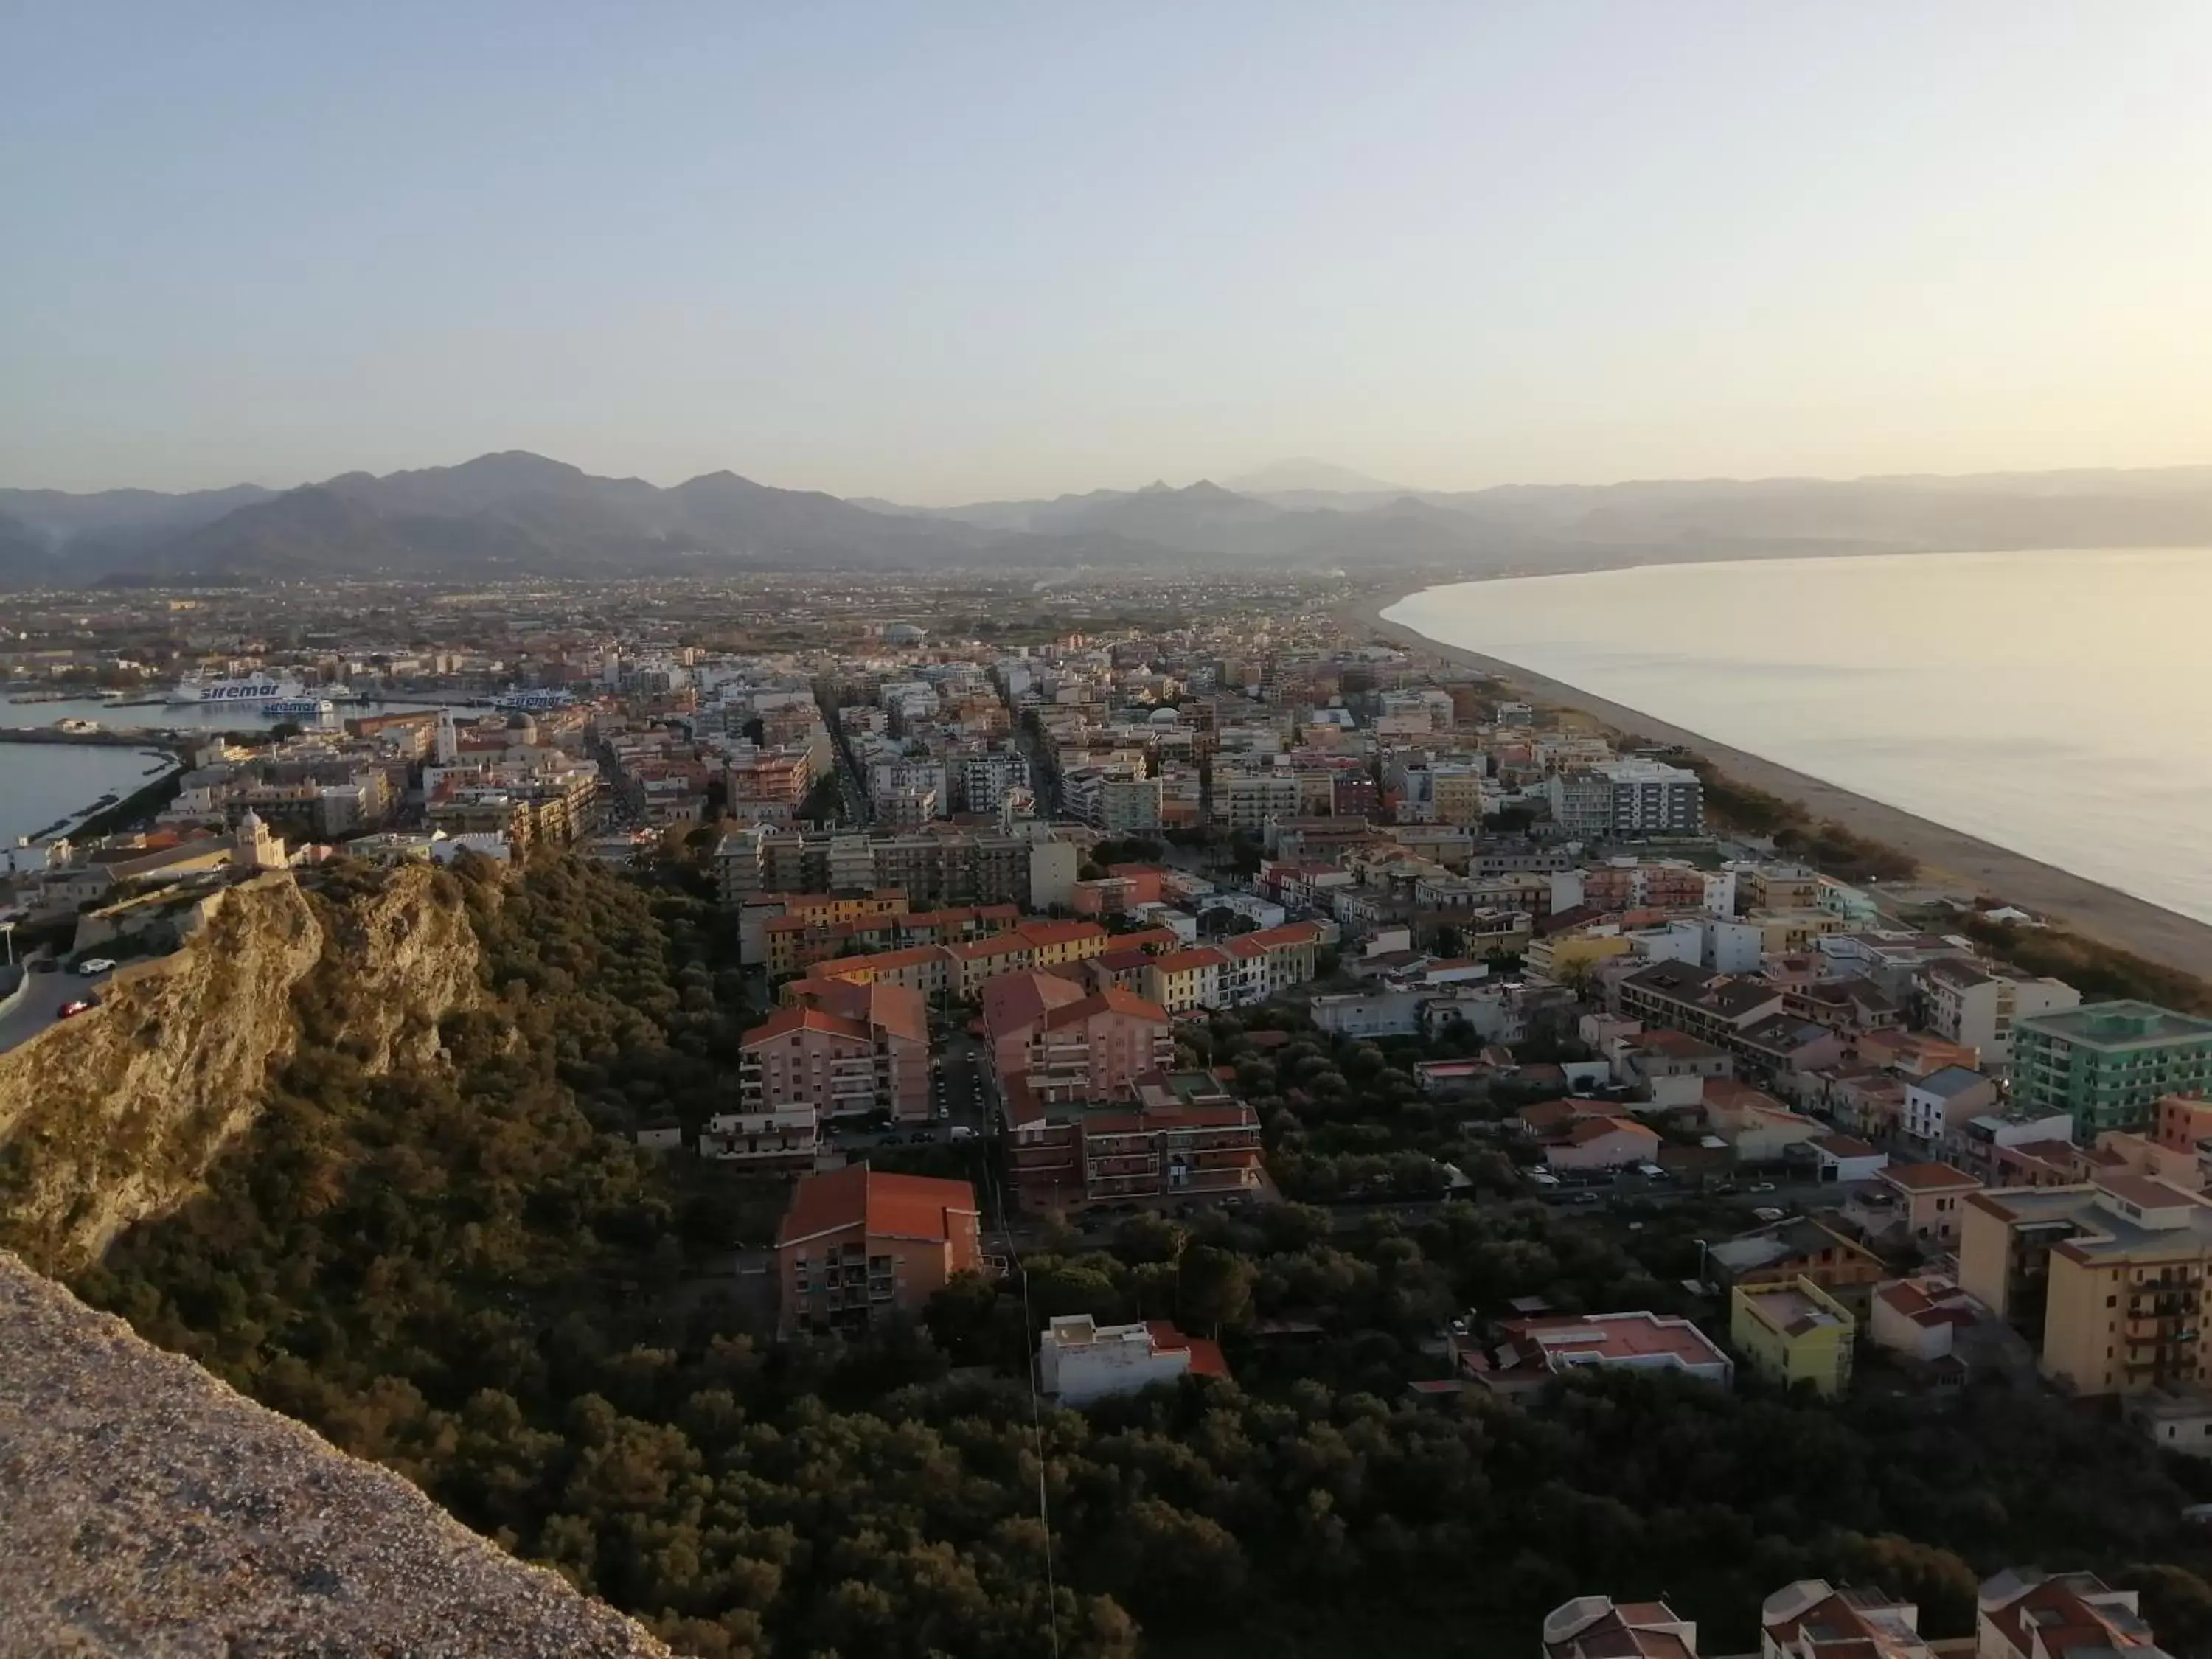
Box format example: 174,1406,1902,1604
58,998,97,1018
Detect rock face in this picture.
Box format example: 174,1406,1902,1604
0,1252,672,1658
0,866,481,1274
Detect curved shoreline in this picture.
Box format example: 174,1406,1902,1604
1351,588,2212,983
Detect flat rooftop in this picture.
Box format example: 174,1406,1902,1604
2018,1001,2212,1050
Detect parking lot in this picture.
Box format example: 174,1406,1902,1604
818,1029,992,1152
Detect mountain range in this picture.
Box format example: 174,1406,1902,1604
6,451,2212,588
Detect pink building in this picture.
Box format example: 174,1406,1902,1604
742,979,932,1125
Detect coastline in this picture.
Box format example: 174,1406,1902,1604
1352,585,2212,984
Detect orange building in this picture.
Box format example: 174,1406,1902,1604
775,1163,982,1336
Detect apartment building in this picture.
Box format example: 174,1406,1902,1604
1731,1277,1855,1397
762,902,1018,978
1595,759,1703,835
1960,1174,2212,1394
2012,1001,2212,1137
945,918,1114,998
791,944,952,1001
1616,960,1787,1054
1545,770,1614,838
1212,768,1304,831
1916,957,2081,1071
993,982,1175,1107
715,825,1076,912
775,1163,981,1336
1006,1071,1262,1211
1143,947,1228,1015
740,980,931,1125
1901,1065,2000,1148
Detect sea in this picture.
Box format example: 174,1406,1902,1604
1385,546,2212,927
0,693,439,863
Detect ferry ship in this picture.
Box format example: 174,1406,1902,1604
165,672,306,706
260,698,337,721
495,689,574,712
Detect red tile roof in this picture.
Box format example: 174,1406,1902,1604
775,1162,980,1249
742,1005,868,1047
1040,987,1171,1030
1144,1320,1230,1379
1879,1161,1978,1192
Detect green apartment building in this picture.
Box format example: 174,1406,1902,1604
2012,1001,2212,1137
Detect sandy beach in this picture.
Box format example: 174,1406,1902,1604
1353,588,2212,984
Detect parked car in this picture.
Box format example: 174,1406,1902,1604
58,998,97,1018
1568,1191,1605,1206
1745,1180,1776,1194
936,1103,949,1120
77,958,116,976
1752,1205,1787,1223
949,1125,978,1142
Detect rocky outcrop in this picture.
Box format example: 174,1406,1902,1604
0,1252,671,1658
0,866,481,1275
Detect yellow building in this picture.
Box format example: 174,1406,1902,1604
783,890,908,926
1432,769,1487,828
1745,908,1847,954
1959,1175,2212,1397
1730,1276,1856,1396
1526,931,1632,984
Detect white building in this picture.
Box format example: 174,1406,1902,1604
1037,1315,1223,1405
1595,759,1704,835
1917,959,2081,1071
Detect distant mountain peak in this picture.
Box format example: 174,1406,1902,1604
1222,456,1411,494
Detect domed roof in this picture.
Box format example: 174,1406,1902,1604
1147,705,1181,724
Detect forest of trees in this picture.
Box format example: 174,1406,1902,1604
61,852,2212,1657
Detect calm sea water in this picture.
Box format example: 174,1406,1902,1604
1385,546,2212,925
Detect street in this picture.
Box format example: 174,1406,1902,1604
818,1029,992,1151
0,960,115,1054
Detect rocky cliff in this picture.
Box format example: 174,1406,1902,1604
0,1251,672,1658
0,865,482,1275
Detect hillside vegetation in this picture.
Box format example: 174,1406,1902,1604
24,852,2212,1658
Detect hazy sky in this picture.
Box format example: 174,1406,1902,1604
7,2,2211,501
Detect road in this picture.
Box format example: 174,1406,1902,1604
0,961,114,1054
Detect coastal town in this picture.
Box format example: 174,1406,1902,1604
6,568,2212,1656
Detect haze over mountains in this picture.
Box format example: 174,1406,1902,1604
6,451,2212,589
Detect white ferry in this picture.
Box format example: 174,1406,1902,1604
166,672,306,706
495,689,574,712
260,698,336,721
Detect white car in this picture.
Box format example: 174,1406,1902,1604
77,958,116,976
948,1125,978,1142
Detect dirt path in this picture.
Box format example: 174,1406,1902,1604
1352,594,2212,982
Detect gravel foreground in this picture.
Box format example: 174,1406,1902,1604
0,1253,671,1659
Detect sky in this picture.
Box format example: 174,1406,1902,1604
5,2,2211,503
